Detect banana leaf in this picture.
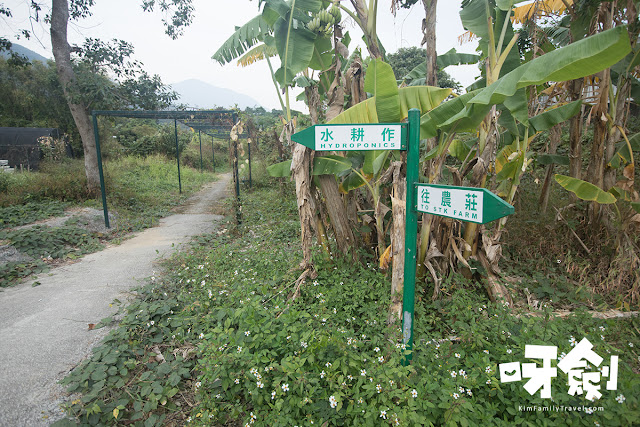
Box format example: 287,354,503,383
266,160,292,177
448,138,476,162
437,48,481,69
364,59,401,123
273,19,316,86
437,26,631,134
496,0,530,10
529,100,582,133
329,86,451,126
608,132,640,168
309,36,332,71
420,90,483,139
340,172,371,193
265,0,322,86
403,49,481,82
554,175,617,204
237,43,278,67
312,155,352,175
212,15,271,65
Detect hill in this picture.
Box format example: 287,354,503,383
0,43,49,64
171,79,262,110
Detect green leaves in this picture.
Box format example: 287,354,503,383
436,48,481,70
529,101,583,133
554,175,617,204
403,49,480,86
608,132,640,169
474,26,630,106
273,19,316,86
312,155,352,176
267,160,292,177
330,60,451,126
364,59,401,123
214,0,325,87
212,15,271,65
264,0,323,86
428,26,631,135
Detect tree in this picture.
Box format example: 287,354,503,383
0,57,75,135
2,0,191,193
386,47,462,91
391,0,439,86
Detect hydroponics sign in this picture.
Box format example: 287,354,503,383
416,183,514,224
291,123,406,151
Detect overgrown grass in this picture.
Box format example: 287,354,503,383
101,155,218,233
0,154,218,287
57,179,640,426
502,171,639,310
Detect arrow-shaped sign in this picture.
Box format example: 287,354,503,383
416,183,514,224
291,123,406,151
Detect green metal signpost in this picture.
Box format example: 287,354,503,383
291,108,514,365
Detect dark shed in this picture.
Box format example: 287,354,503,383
0,127,60,170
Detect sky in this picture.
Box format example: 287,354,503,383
2,0,480,111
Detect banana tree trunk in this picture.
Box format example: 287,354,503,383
568,78,584,186
586,69,610,221
291,138,315,270
416,0,438,279
350,0,383,59
421,0,438,87
388,162,405,324
318,175,358,259
320,71,359,261
539,124,562,213
604,78,630,191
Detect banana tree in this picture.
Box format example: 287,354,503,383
270,58,451,321
419,0,631,303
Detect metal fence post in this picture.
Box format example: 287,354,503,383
174,119,182,194
248,139,252,188
92,112,110,228
198,129,203,172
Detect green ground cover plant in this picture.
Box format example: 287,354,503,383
0,225,103,259
0,200,68,229
57,180,640,426
0,260,48,288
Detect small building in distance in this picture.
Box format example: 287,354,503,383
0,127,67,171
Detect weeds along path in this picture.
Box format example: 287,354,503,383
0,173,232,427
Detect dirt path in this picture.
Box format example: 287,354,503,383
0,173,231,426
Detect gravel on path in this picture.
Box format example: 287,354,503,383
0,173,231,426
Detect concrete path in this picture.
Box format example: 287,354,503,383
0,173,231,426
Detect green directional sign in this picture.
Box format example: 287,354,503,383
288,111,515,368
291,123,406,151
416,183,514,224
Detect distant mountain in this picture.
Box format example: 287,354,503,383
171,79,262,110
1,43,50,64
